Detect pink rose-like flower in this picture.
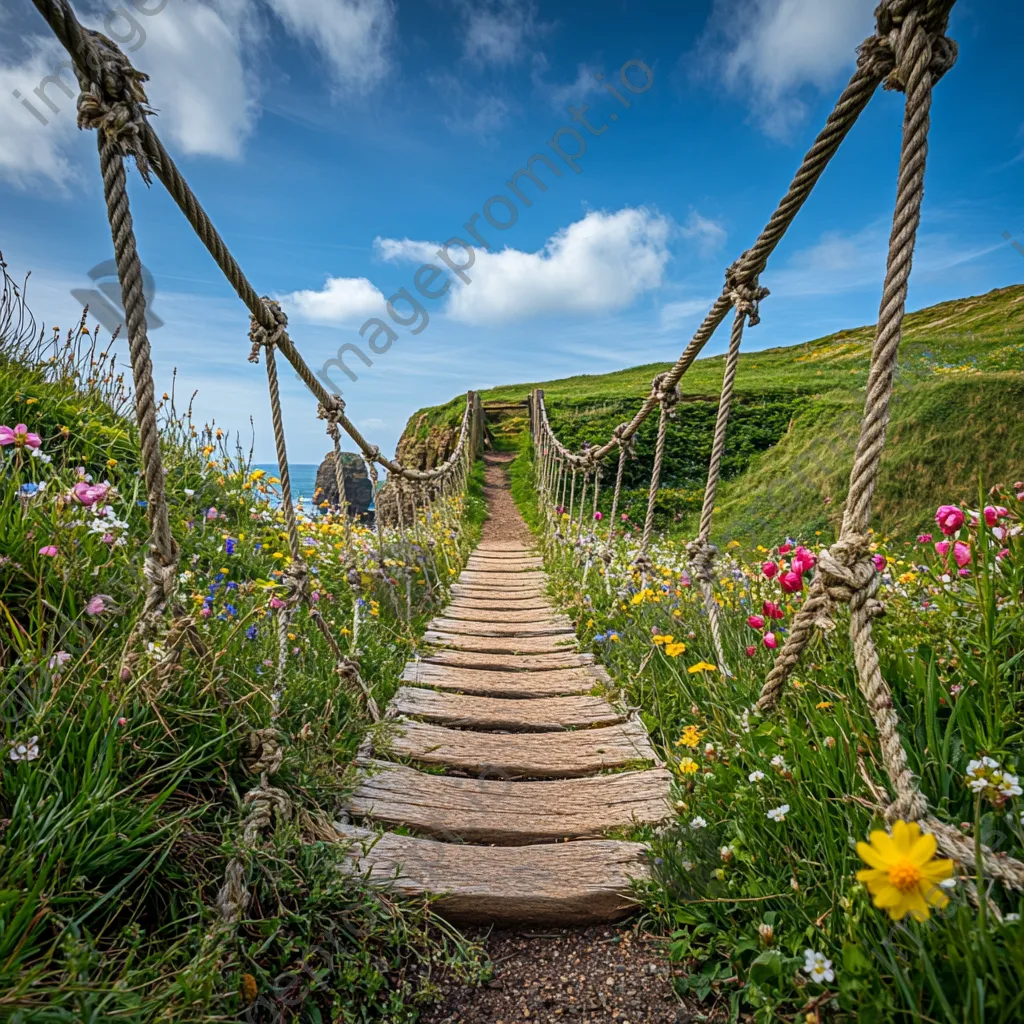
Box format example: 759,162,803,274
763,632,778,649
779,570,804,593
747,614,766,630
85,596,106,615
269,596,285,610
761,561,778,579
593,511,603,521
983,505,1009,527
206,507,218,520
745,645,757,657
791,546,817,574
39,545,58,557
620,513,629,522
102,533,115,544
117,717,127,727
200,606,212,618
72,481,110,507
0,423,42,449
992,526,1007,541
935,505,964,536
762,600,784,620
917,533,933,544
953,540,971,568
958,567,971,577
934,540,950,557
997,548,1010,560
778,542,793,555
872,554,887,572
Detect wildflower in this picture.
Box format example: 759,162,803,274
688,661,717,674
225,538,236,555
117,717,127,727
9,736,40,762
652,634,674,646
689,816,707,829
916,533,933,544
766,804,789,822
952,541,971,568
72,481,110,507
678,757,699,775
872,554,887,572
983,505,1008,527
824,735,836,749
934,539,950,556
49,651,72,670
85,595,107,615
747,614,765,630
855,820,954,921
779,542,793,555
745,645,757,657
246,625,259,640
703,742,715,757
966,757,1022,804
779,570,803,593
38,545,58,557
757,922,773,944
761,561,778,579
664,641,686,657
763,632,778,649
935,505,964,535
815,700,834,711
720,845,734,862
748,770,765,783
770,755,787,771
593,511,603,521
677,725,704,748
762,600,784,620
791,546,816,574
206,507,218,520
803,950,834,984
0,423,42,448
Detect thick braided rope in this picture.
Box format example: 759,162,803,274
607,429,629,536
318,402,351,553
640,374,679,553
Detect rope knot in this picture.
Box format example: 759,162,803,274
632,551,654,577
651,372,681,417
611,422,637,455
725,260,770,326
317,396,346,426
74,28,154,182
814,533,885,630
364,445,381,464
244,728,285,777
248,298,288,363
685,539,719,583
860,0,958,91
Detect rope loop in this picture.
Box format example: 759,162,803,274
860,0,958,91
244,727,285,777
724,259,770,326
74,27,154,182
685,538,719,583
248,297,288,363
814,533,885,631
651,372,682,419
611,422,637,456
316,396,346,428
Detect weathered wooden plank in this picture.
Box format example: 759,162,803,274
447,595,554,611
465,557,544,569
459,570,547,584
422,631,577,654
475,542,537,553
427,618,572,636
383,718,657,777
390,687,622,730
440,607,569,625
337,825,650,923
400,662,608,697
423,650,595,670
348,762,672,843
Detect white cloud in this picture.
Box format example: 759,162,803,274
680,210,727,258
530,53,602,110
461,0,544,67
696,0,876,139
280,275,386,323
660,297,715,330
377,206,672,326
427,72,512,138
263,0,395,93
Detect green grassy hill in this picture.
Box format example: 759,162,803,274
404,285,1024,542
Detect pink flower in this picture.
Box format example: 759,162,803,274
38,545,58,557
200,606,212,618
791,546,816,574
747,614,766,630
206,507,218,520
778,542,793,555
620,513,629,522
916,533,933,544
935,505,964,536
763,632,778,649
593,511,603,521
269,596,285,610
983,505,1008,527
779,570,804,593
992,526,1007,541
85,596,106,615
0,423,42,449
745,645,757,657
102,533,115,545
997,548,1010,560
953,541,971,568
117,717,127,727
72,481,110,507
762,600,784,620
872,554,887,572
958,567,971,577
761,561,778,579
934,540,950,556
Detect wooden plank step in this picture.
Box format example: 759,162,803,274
465,556,543,567
427,618,572,636
447,595,553,611
338,825,649,923
400,662,609,697
422,631,577,655
441,607,569,625
349,762,671,842
390,687,623,730
424,650,595,671
459,570,546,583
382,718,657,777
451,584,546,597
476,542,537,552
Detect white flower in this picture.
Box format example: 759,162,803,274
720,845,734,862
184,488,195,497
766,804,790,822
682,859,694,871
10,736,40,762
996,773,1022,798
739,708,751,733
803,949,834,984
748,770,765,783
939,877,957,890
29,448,52,463
48,651,72,670
770,755,787,770
703,743,715,756
1005,913,1020,923
690,816,707,830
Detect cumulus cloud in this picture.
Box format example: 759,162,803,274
695,0,876,139
280,275,386,323
376,206,672,326
263,0,395,93
679,210,727,258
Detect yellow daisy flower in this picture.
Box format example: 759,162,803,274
687,661,717,674
855,820,954,921
677,757,699,775
676,724,703,748
664,642,687,657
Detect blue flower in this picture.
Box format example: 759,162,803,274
137,500,148,508
226,581,238,590
214,572,225,583
18,483,39,497
226,603,237,617
254,542,263,552
246,625,258,640
225,538,236,555
203,595,214,608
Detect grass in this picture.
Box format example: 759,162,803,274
0,277,489,1020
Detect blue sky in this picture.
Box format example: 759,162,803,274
1,0,1022,463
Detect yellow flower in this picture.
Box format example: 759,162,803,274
855,820,954,921
815,700,834,711
687,661,717,674
676,724,703,748
106,458,118,468
250,469,266,480
25,397,38,405
677,756,699,775
652,634,674,646
664,642,687,657
272,551,284,559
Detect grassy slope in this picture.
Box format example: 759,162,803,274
404,285,1024,541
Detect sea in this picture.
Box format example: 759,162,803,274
252,463,378,510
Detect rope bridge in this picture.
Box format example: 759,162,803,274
530,0,1024,894
29,0,483,925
